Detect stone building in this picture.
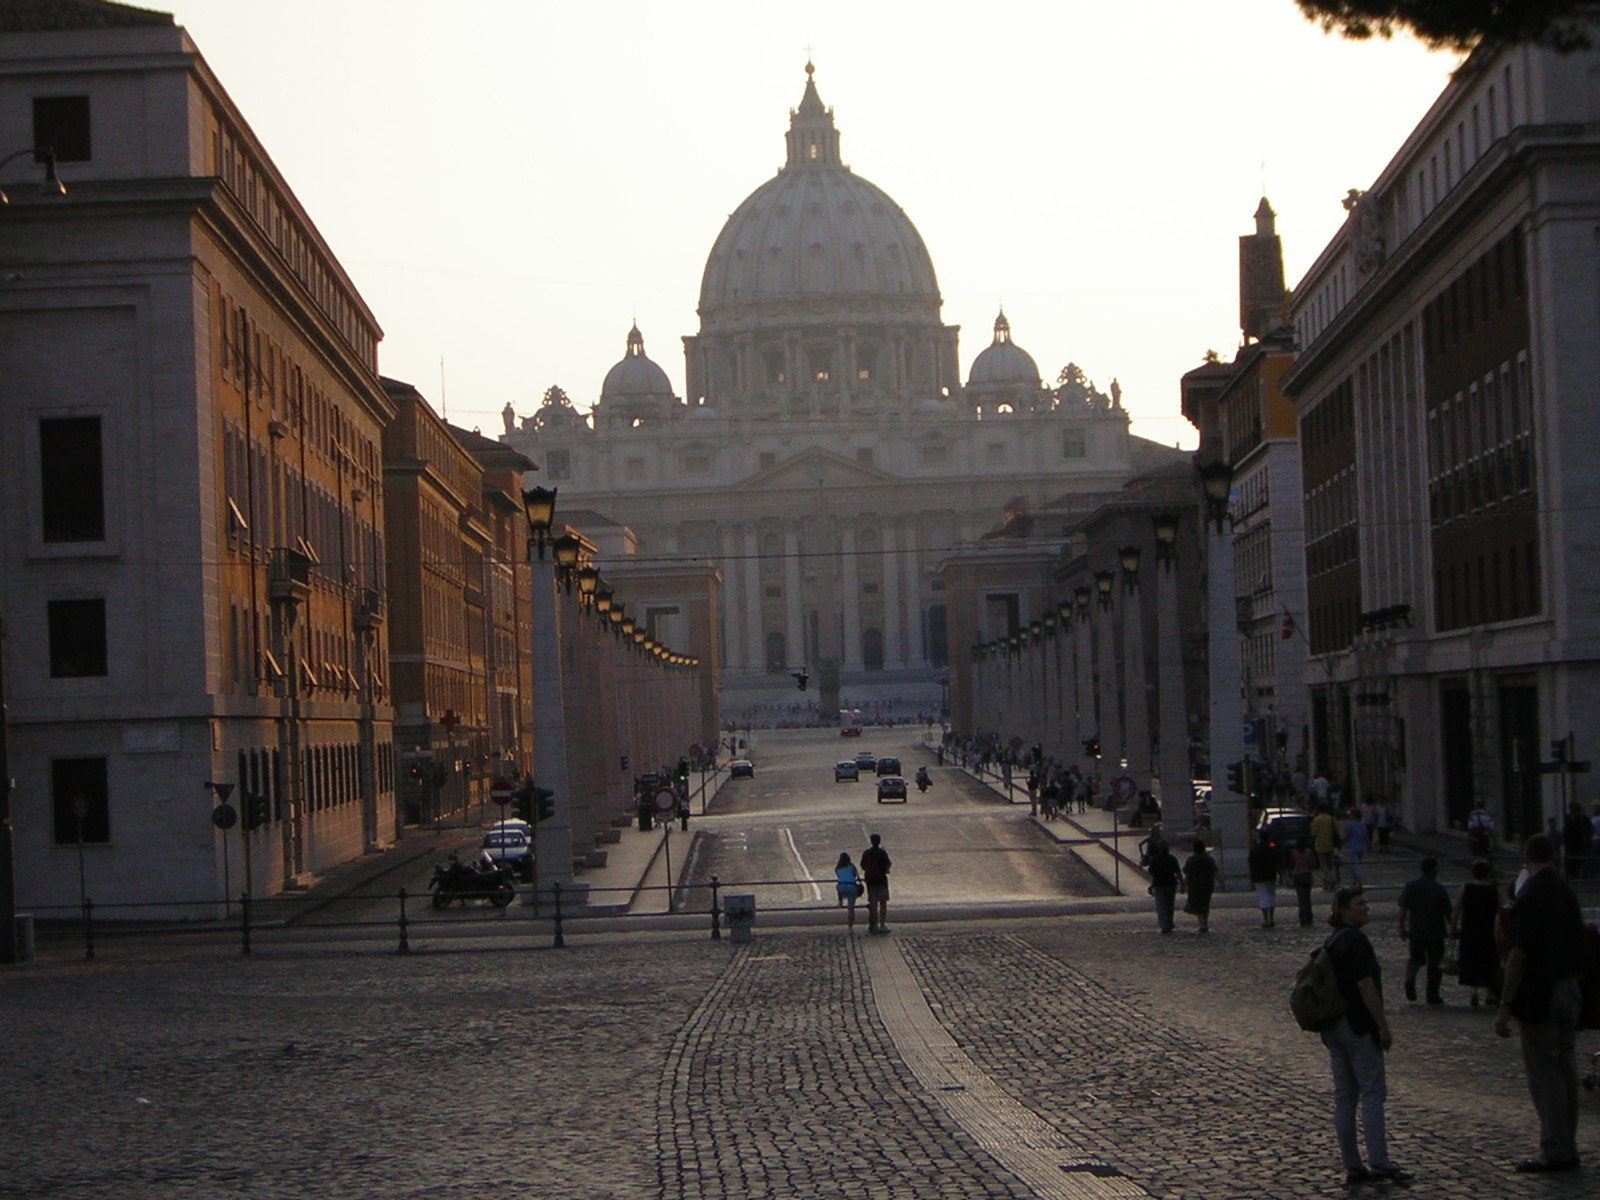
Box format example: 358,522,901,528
503,64,1180,718
0,2,395,914
1281,27,1600,840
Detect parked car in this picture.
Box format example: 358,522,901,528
481,829,533,880
834,760,860,782
875,756,901,777
876,776,908,803
854,751,877,772
729,759,755,779
1256,807,1313,873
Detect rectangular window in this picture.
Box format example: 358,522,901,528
1062,428,1087,459
39,416,105,541
545,448,571,480
33,95,91,163
52,756,110,844
47,598,107,677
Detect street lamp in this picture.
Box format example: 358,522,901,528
576,565,599,607
522,486,557,558
1152,512,1180,565
1094,569,1115,611
1119,545,1142,590
1198,460,1235,532
0,146,67,204
551,532,582,590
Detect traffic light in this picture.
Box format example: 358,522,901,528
510,782,532,823
1275,729,1288,754
1226,760,1248,796
532,785,555,823
1082,737,1100,759
675,758,690,786
792,669,809,691
243,790,271,830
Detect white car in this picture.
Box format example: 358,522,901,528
481,829,532,879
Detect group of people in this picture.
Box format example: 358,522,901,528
833,833,892,934
1141,833,1219,934
1315,834,1590,1185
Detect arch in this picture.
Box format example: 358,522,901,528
861,627,884,671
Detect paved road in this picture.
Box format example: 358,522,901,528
5,897,1597,1199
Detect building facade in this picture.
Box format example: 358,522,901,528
502,65,1180,717
0,3,395,914
1282,29,1600,840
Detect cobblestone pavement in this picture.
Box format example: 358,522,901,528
3,908,1596,1199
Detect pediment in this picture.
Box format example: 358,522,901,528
738,445,899,490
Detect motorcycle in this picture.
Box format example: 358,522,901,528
915,768,931,793
429,857,516,909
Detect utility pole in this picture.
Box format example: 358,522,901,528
0,611,16,964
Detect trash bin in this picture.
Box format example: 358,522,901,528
13,913,35,964
723,894,756,944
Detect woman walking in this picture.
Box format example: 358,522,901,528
1451,858,1502,1007
1290,837,1317,927
1320,888,1411,1186
1182,839,1218,934
834,852,862,931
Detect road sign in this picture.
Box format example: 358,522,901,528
1243,719,1264,747
490,778,515,806
653,787,678,814
211,803,237,830
1111,774,1137,801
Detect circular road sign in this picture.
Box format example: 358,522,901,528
490,779,514,807
1111,774,1137,801
653,787,678,814
211,803,238,830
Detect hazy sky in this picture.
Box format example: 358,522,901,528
171,1,1457,449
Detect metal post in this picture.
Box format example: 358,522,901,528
709,874,722,940
397,886,410,955
551,880,565,948
664,826,675,914
240,890,252,957
82,895,94,961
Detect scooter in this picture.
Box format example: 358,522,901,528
915,768,931,793
429,858,515,909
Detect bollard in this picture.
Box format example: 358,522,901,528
709,874,722,940
12,913,35,965
723,893,755,945
240,890,252,957
551,881,565,948
397,887,410,955
82,896,94,961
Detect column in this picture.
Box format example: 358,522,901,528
744,527,764,672
901,521,921,668
1074,606,1091,771
841,523,861,670
1207,521,1249,885
530,556,573,894
1123,578,1150,798
1156,553,1191,829
784,523,803,669
1095,591,1122,802
882,521,904,668
721,525,744,672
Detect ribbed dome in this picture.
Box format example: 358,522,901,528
698,64,939,321
601,323,674,400
967,311,1040,386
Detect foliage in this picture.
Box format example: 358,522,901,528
1295,1,1591,50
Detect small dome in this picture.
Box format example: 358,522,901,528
601,324,674,400
967,311,1040,387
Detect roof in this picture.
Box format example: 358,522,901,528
0,0,173,30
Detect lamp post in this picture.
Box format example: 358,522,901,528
1073,587,1091,773
1152,513,1190,832
523,488,574,905
1093,569,1120,805
1119,545,1149,804
1196,459,1248,884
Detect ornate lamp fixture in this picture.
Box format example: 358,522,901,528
521,486,557,559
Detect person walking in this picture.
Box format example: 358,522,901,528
1375,801,1393,851
1398,857,1453,1005
1181,839,1217,934
1311,806,1341,890
1290,837,1317,927
1451,858,1502,1007
834,852,862,932
861,833,892,935
1248,835,1279,928
1494,834,1587,1173
1147,836,1182,934
1321,888,1411,1186
1343,808,1369,884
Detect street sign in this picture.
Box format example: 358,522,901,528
211,803,237,830
1243,719,1264,747
653,787,678,814
1111,774,1137,801
490,778,515,806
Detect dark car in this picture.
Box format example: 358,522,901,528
854,751,877,773
728,759,755,779
1256,807,1313,873
876,776,908,803
875,756,901,777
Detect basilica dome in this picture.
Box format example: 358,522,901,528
697,64,940,324
601,323,674,401
967,312,1041,387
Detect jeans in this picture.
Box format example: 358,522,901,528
1294,875,1314,926
1152,884,1176,932
1321,1017,1390,1171
1518,977,1582,1164
1406,934,1445,1001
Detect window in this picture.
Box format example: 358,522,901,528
52,756,110,844
1062,428,1087,459
39,416,105,541
33,95,91,162
48,599,107,677
545,449,571,481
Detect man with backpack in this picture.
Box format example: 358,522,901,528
1494,833,1586,1173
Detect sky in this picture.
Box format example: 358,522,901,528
169,0,1459,450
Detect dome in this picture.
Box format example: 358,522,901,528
698,64,940,322
601,323,674,400
967,311,1040,387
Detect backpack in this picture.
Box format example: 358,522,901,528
1290,932,1349,1032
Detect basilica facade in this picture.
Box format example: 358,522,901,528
502,66,1181,709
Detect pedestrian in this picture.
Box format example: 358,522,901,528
1466,805,1497,860
1397,856,1452,1005
1494,833,1587,1173
1290,837,1317,927
1146,836,1182,934
1375,800,1393,851
1320,888,1411,1186
1343,808,1368,883
834,852,862,931
1311,805,1341,890
1041,776,1060,821
861,833,892,935
1561,800,1591,881
1361,800,1378,846
1248,834,1279,928
1181,838,1217,934
1450,858,1502,1007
